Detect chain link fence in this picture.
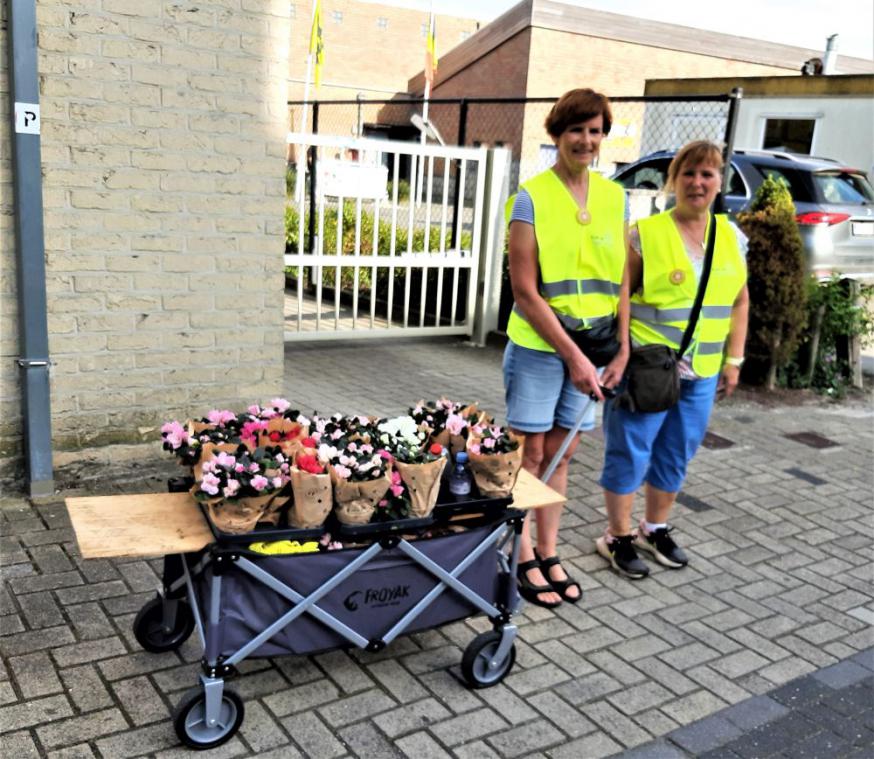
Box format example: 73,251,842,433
288,94,734,193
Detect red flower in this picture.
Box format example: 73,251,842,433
429,443,443,455
269,431,282,442
301,436,317,448
296,454,324,474
287,427,301,439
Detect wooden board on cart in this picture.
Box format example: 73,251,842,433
65,468,565,560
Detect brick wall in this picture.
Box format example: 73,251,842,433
0,0,291,476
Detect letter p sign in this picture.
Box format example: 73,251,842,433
15,102,40,135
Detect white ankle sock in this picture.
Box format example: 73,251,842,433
643,520,666,534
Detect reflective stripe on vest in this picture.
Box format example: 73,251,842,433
629,211,746,377
507,168,626,353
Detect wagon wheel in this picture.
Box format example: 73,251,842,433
461,630,517,689
133,595,194,653
172,686,244,750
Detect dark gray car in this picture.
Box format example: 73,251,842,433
613,149,874,278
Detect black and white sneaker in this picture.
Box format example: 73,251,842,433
596,534,650,579
634,525,688,568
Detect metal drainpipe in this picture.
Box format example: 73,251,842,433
8,0,54,496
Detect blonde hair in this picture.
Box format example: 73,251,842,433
666,141,723,194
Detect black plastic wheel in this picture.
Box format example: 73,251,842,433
172,685,244,750
461,630,517,688
133,595,194,653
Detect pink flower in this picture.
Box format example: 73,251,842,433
445,413,466,436
161,420,188,450
223,480,240,498
471,424,485,436
391,470,402,485
247,404,261,416
201,461,215,474
468,442,481,455
214,452,236,468
378,499,389,507
207,409,236,426
332,464,351,479
360,444,373,454
330,429,343,440
357,415,370,425
234,463,245,473
280,462,289,473
201,473,220,496
482,437,496,449
339,454,355,467
347,442,358,452
270,398,291,413
378,449,393,461
390,482,404,497
271,476,283,489
250,475,269,491
249,462,260,473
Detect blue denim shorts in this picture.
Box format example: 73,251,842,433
599,374,719,494
502,341,597,433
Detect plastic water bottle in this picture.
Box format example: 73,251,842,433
448,452,473,500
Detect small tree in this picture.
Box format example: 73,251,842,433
737,176,809,389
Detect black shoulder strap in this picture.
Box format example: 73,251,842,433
677,211,717,358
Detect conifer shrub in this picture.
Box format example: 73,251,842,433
737,176,808,389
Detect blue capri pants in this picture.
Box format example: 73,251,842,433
599,374,719,495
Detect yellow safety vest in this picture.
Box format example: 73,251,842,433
506,168,626,353
629,211,747,378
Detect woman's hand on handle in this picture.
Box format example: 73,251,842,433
600,344,629,390
568,350,604,401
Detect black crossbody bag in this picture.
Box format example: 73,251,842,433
617,213,716,413
562,315,620,368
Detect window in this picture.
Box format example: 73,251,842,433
763,118,815,155
616,159,670,191
332,10,343,23
376,16,388,30
421,22,428,37
725,164,747,198
813,171,874,205
752,166,812,202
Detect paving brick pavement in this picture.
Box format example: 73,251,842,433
1,336,872,758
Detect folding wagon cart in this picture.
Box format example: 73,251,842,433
66,469,564,750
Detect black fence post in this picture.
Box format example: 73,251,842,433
450,98,468,248
716,87,743,214
308,101,319,254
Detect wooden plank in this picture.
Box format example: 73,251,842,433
65,469,563,560
511,467,566,510
66,493,212,559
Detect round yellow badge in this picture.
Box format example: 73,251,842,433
670,269,686,285
576,209,591,225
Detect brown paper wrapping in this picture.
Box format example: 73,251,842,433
331,467,391,525
193,442,240,482
466,432,525,498
395,457,447,518
199,493,274,535
289,468,332,528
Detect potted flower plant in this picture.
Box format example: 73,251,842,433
318,439,392,525
190,444,292,534
466,423,525,498
288,436,333,529
378,415,447,518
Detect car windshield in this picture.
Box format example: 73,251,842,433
812,171,874,205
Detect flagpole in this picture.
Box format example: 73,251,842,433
296,0,320,206
417,2,435,206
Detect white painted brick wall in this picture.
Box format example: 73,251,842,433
0,0,291,465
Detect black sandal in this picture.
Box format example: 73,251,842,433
535,550,582,604
516,559,562,609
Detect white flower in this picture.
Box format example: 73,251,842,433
318,443,339,462
378,415,420,445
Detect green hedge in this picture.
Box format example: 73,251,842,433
285,202,472,292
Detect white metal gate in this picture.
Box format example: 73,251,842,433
284,133,501,342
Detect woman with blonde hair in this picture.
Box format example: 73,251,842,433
596,140,749,579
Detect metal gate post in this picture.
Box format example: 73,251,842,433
471,148,511,346
8,0,54,496
450,99,468,248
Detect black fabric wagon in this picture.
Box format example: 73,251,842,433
133,483,525,750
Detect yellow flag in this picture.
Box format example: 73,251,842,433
425,14,437,85
310,0,324,88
